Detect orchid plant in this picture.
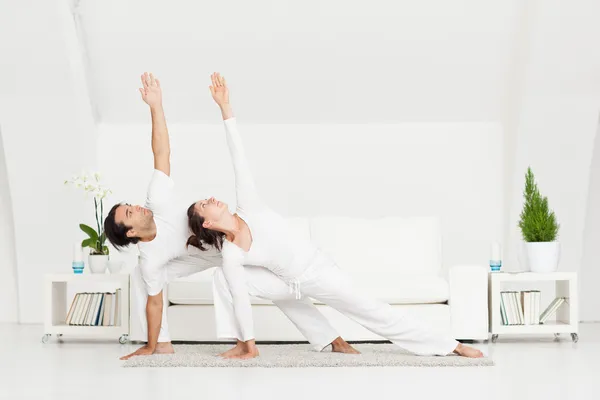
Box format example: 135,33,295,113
64,171,112,255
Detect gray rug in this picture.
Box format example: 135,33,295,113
122,344,493,368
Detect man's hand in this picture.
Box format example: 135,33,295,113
209,72,229,108
120,345,155,360
139,72,162,108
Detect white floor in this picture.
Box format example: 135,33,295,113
1,323,597,400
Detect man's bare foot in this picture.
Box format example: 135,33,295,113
155,342,175,355
219,341,245,358
330,337,360,354
453,343,484,358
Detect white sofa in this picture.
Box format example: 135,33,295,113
131,216,489,343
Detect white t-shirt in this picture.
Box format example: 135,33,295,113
137,169,220,296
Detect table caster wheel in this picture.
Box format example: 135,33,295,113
42,334,50,344
491,334,498,343
571,333,579,343
57,334,63,338
554,333,560,339
119,334,129,344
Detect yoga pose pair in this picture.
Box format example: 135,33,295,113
105,72,483,360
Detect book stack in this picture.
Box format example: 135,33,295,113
500,290,541,325
65,290,121,326
500,291,567,325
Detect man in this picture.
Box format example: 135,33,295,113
104,73,357,360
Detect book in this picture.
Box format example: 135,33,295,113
501,292,511,324
103,294,112,326
72,293,84,325
110,292,116,326
510,292,519,325
515,292,524,325
114,289,121,326
522,292,529,325
87,293,100,326
540,297,566,323
534,291,541,324
506,292,515,325
531,291,537,324
94,294,105,326
500,293,508,325
66,293,80,325
78,293,91,326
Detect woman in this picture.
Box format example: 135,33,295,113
187,72,484,360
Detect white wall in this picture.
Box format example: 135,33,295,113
581,121,600,322
504,0,600,318
0,126,19,322
1,0,599,323
506,0,600,273
0,0,97,323
98,122,504,273
77,0,521,124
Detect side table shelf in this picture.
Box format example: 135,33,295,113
488,272,579,343
43,273,130,344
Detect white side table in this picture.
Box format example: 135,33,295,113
43,273,130,344
488,272,579,343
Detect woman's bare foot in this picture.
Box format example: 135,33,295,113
232,345,260,360
219,341,245,358
330,337,360,354
453,343,484,358
228,340,260,360
154,342,175,355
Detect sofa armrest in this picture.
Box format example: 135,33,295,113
448,265,489,340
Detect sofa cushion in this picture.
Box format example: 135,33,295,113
309,216,442,279
168,271,448,305
350,275,449,304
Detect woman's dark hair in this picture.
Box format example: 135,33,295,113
187,203,225,251
104,203,140,250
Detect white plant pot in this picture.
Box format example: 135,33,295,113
88,254,109,274
526,241,560,273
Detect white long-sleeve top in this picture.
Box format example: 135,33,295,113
220,118,325,341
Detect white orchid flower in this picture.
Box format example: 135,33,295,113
84,182,98,192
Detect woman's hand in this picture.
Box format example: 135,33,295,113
209,72,229,107
210,72,233,120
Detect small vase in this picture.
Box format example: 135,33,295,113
88,254,109,274
526,241,560,273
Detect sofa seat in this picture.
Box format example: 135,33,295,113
167,271,449,305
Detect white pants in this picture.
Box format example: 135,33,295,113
131,259,339,348
213,266,340,351
214,260,459,356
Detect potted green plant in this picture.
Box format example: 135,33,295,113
65,172,112,273
518,167,560,272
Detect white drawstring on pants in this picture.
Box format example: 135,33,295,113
289,278,302,300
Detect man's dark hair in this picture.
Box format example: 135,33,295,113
104,203,140,250
186,203,225,252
